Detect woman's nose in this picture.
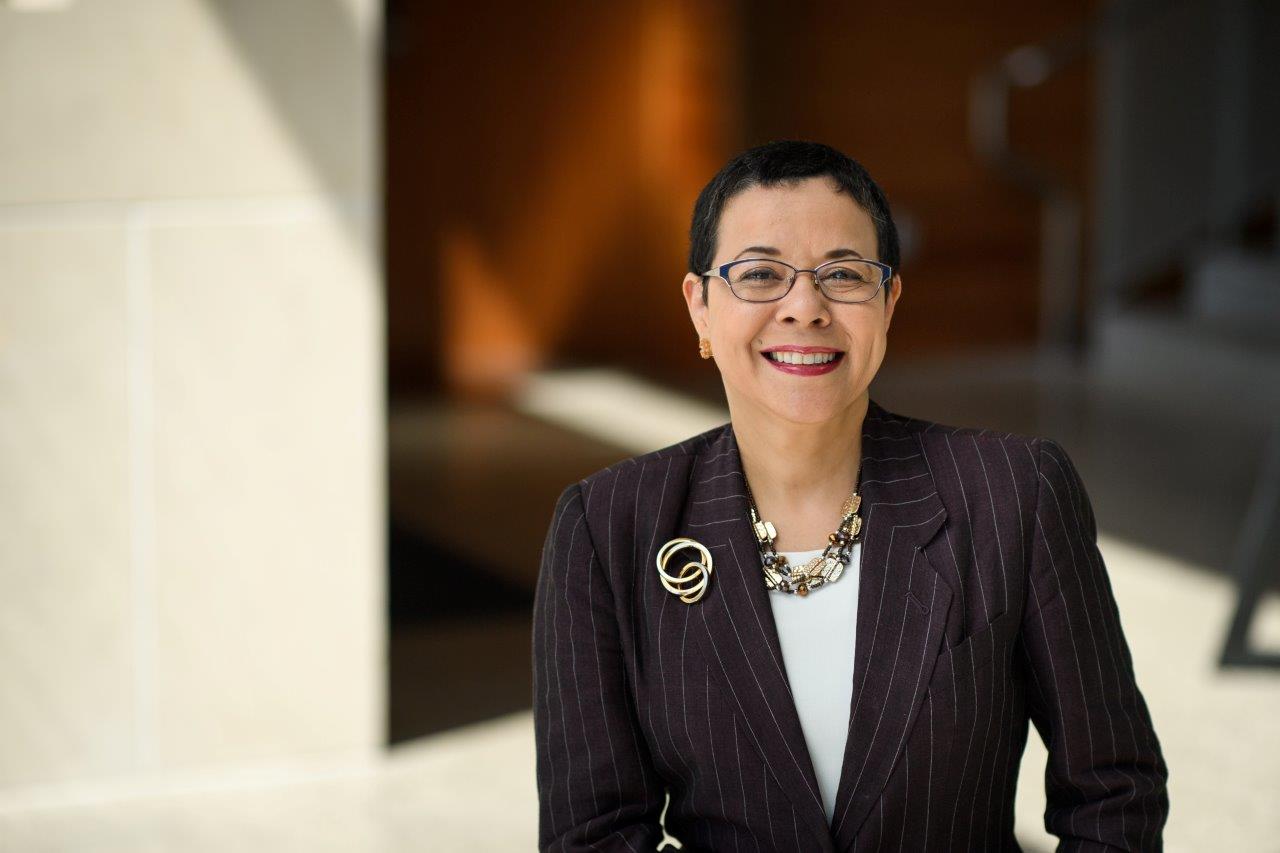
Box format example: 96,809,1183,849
776,271,830,324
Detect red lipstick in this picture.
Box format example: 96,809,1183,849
760,346,846,376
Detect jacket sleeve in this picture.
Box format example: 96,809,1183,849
1020,438,1170,851
532,482,666,852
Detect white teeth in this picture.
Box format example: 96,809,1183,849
767,351,839,365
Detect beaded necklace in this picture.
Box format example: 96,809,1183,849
745,466,863,597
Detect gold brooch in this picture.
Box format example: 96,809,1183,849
656,537,714,604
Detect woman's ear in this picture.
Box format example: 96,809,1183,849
883,274,902,331
682,273,710,336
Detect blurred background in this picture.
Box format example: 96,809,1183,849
1,0,1277,850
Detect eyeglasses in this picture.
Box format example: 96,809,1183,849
701,257,892,304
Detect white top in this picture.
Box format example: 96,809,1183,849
767,542,861,826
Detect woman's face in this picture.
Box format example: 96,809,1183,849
682,176,902,426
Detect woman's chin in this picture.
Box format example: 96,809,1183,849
763,398,850,426
726,381,855,425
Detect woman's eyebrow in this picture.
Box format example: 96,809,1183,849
733,245,780,259
731,246,867,261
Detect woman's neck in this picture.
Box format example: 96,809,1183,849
729,395,867,515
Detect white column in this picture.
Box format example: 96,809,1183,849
0,0,383,794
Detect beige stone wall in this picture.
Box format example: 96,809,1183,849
0,0,383,792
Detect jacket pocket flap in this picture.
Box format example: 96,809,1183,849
938,609,1017,676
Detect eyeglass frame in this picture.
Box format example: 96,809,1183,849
700,256,894,304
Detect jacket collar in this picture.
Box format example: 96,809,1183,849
678,397,952,849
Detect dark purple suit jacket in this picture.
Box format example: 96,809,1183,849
532,398,1169,851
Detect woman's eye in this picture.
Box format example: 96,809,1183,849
743,268,780,280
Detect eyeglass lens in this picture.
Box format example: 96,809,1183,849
726,259,882,302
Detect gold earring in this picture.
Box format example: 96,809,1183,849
698,338,713,359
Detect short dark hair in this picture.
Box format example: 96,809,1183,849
688,140,900,304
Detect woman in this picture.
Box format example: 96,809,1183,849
532,140,1169,852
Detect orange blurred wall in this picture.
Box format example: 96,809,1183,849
385,0,1094,398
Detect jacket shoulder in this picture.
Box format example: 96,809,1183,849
894,409,1043,454
887,409,1053,505
545,426,721,593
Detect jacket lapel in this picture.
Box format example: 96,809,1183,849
829,400,952,849
681,417,835,851
677,398,951,850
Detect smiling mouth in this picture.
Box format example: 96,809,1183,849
762,351,845,366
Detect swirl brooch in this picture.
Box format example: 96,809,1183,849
655,537,714,604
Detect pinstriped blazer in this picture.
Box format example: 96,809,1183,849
532,398,1169,852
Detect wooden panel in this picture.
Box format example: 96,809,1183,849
384,0,1097,393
